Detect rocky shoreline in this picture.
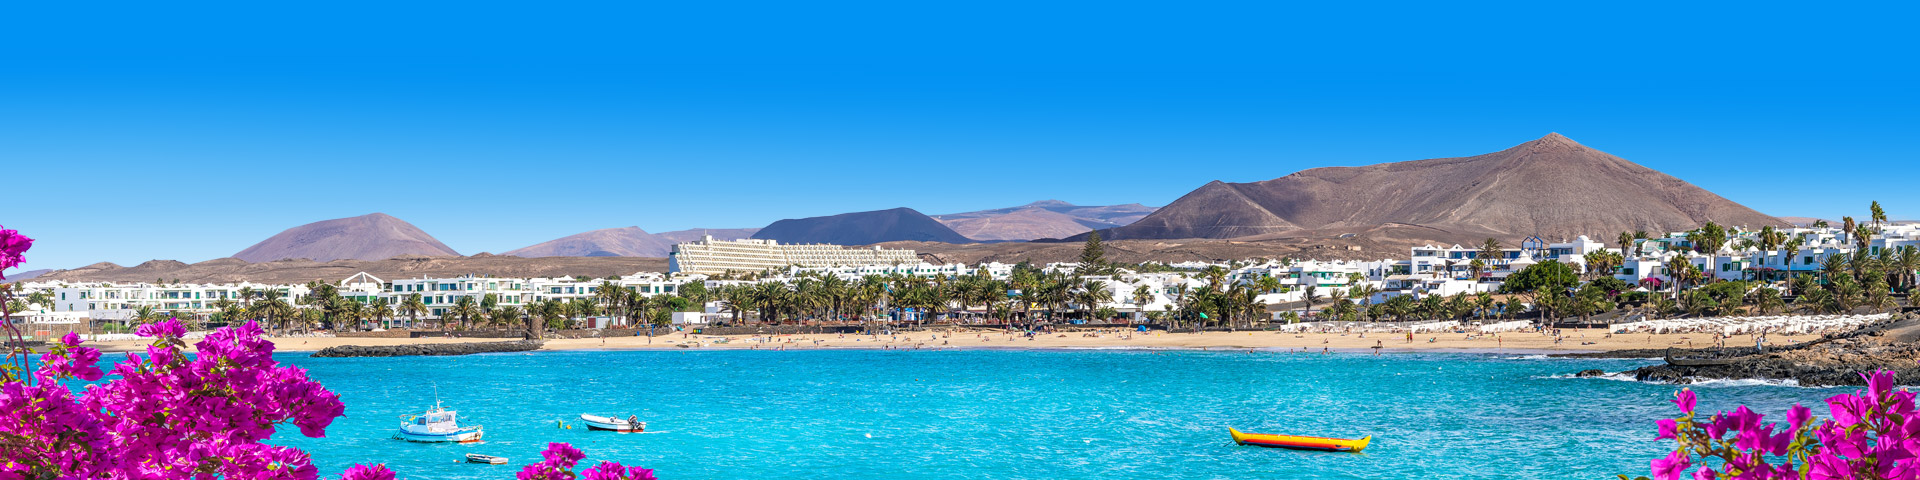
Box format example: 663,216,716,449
1557,316,1920,387
310,340,544,358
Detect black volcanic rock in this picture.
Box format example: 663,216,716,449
311,340,543,357
1084,134,1787,241
235,213,459,262
753,207,972,245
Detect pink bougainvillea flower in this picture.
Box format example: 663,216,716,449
1724,405,1763,433
1866,370,1897,401
1656,419,1679,440
1807,453,1853,480
1652,450,1691,480
1690,466,1715,480
338,464,396,480
135,317,187,339
0,224,31,278
1674,388,1697,415
1787,404,1813,432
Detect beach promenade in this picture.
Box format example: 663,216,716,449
83,328,1776,354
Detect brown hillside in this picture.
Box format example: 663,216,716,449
933,201,1157,241
504,226,677,258
234,213,460,262
1092,134,1786,242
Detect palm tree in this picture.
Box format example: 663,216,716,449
1617,232,1635,257
24,291,53,310
220,300,249,326
1781,239,1803,292
131,305,159,326
1663,257,1697,301
1871,201,1887,229
332,298,363,330
366,297,392,329
1348,284,1380,310
448,296,483,330
485,305,517,329
1300,284,1319,320
250,290,295,333
1479,238,1504,268
1474,292,1495,321
400,293,427,329
1896,246,1920,292
1748,288,1786,315
1383,294,1414,322
1254,275,1281,294
1820,253,1847,287
596,280,627,320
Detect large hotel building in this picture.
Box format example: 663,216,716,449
668,236,920,275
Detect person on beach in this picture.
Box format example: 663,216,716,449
1372,340,1382,356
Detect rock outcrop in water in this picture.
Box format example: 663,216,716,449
310,340,543,358
1565,315,1920,387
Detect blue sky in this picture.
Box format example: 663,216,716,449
3,1,1914,270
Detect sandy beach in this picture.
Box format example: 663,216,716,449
81,327,1788,355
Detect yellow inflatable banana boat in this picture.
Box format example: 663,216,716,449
1228,427,1371,452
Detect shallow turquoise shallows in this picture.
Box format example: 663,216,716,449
265,350,1842,479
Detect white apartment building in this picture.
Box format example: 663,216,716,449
668,236,920,275
48,282,309,323
385,272,702,318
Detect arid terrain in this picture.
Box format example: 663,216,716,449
1086,133,1786,241
235,213,460,262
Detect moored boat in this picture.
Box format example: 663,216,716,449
396,402,484,443
579,414,646,432
1228,427,1370,452
465,454,508,464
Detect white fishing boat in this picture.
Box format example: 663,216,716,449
466,453,508,464
396,401,484,443
579,414,646,432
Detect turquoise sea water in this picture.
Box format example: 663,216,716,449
264,349,1844,479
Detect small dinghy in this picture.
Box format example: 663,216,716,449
1229,428,1370,452
465,454,508,464
579,414,646,432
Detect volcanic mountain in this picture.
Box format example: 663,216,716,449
932,200,1158,241
504,227,677,258
233,213,460,262
653,228,761,244
752,207,972,245
1084,133,1786,242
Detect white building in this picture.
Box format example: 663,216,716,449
668,236,920,275
49,281,308,323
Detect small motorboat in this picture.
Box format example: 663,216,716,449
579,414,646,432
1228,427,1370,452
465,454,508,464
396,402,484,443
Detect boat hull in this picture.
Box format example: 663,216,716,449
397,429,484,443
580,414,644,432
466,454,508,464
1229,428,1369,452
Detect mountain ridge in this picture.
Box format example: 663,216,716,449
754,207,971,245
1082,133,1785,242
233,213,460,262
